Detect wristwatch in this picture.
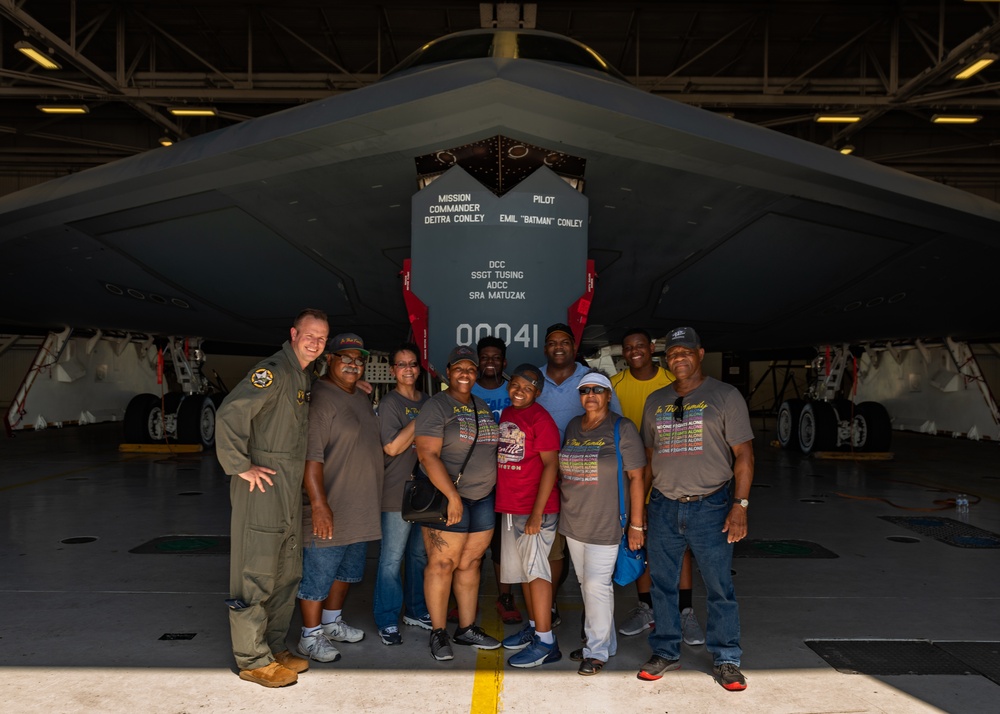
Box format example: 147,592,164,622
734,498,749,508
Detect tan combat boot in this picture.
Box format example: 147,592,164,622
274,650,309,673
238,661,298,687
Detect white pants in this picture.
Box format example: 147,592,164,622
566,536,618,661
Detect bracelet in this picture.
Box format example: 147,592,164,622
628,523,645,532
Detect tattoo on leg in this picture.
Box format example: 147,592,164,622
427,529,448,552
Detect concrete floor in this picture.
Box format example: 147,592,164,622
1,418,998,713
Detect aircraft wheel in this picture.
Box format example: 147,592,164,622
851,401,892,452
776,399,804,449
798,401,837,454
124,394,164,443
177,395,217,447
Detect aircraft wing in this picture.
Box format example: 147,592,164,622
3,51,1000,354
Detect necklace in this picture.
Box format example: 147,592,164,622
581,412,608,431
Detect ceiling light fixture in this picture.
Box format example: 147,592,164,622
814,114,862,123
839,145,855,155
37,104,89,114
168,107,217,117
158,136,174,147
953,54,996,80
16,41,61,70
930,114,982,124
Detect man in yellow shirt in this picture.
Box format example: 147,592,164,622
611,329,704,647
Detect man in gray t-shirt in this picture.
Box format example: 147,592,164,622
637,327,754,693
296,333,383,664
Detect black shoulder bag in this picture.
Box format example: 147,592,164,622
401,398,480,524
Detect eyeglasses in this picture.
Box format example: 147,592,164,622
393,362,419,369
335,354,365,366
673,396,684,423
578,386,608,395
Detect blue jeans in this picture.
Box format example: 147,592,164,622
646,487,742,666
373,511,429,631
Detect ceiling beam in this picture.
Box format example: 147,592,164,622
0,0,185,137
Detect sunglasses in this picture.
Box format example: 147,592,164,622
578,386,608,395
674,396,684,422
334,354,365,366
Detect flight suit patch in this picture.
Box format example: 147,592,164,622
297,389,306,404
251,368,274,389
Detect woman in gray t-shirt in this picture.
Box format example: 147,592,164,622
559,370,646,675
414,346,500,660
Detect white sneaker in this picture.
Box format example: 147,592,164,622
322,618,365,643
681,607,705,646
298,631,341,662
619,602,655,636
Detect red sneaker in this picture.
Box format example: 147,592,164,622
496,593,523,624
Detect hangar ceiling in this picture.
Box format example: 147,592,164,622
2,0,999,201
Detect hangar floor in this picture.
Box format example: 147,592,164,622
1,420,998,714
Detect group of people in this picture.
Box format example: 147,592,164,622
216,310,754,693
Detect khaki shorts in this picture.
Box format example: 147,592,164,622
499,513,557,584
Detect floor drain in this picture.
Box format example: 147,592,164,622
752,483,772,488
61,536,97,544
159,633,197,641
178,491,203,496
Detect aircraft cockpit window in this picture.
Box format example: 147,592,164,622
384,30,627,84
515,34,623,80
387,34,496,75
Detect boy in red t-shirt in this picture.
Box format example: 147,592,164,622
496,364,562,668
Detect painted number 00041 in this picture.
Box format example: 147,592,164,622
456,323,538,348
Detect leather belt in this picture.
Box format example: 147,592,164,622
673,485,724,503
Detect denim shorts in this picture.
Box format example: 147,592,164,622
423,491,496,534
297,541,368,601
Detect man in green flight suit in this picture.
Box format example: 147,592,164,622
216,308,330,687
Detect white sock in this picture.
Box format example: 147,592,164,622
321,609,342,625
302,625,321,638
536,629,554,644
529,620,536,629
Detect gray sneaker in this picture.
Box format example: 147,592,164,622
619,602,655,636
430,628,453,661
713,662,747,691
453,624,501,650
681,607,705,645
322,618,364,643
297,631,341,663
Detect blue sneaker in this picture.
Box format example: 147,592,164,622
502,623,535,651
508,636,562,668
403,613,433,630
378,626,402,646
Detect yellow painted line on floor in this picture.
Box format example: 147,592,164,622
470,598,505,713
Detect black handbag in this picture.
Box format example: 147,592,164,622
402,398,480,524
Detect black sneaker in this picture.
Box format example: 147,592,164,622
430,628,453,661
713,663,747,691
551,605,562,628
637,654,681,681
452,624,501,650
